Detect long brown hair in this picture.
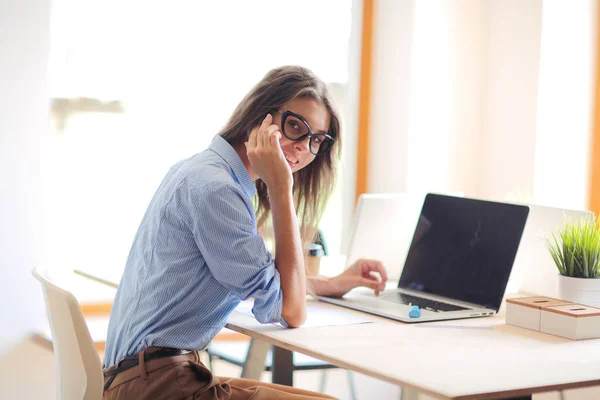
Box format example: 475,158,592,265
219,66,341,246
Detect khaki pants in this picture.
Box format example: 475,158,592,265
103,349,338,400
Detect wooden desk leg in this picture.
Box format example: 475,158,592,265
241,338,270,381
271,346,294,386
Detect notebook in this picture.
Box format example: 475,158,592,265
319,193,530,323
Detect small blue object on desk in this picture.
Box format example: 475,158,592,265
409,305,421,319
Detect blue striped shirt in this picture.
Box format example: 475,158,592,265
104,136,287,367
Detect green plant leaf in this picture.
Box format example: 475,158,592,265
545,215,600,278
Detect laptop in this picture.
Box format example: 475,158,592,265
319,193,530,323
344,193,424,281
344,192,464,280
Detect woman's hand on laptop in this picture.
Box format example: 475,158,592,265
315,259,388,298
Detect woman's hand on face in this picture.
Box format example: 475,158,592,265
246,114,293,191
327,259,388,298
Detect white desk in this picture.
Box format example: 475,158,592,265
226,300,600,400
74,268,600,398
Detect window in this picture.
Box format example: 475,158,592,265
44,0,356,279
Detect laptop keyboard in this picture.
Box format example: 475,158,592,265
377,292,469,312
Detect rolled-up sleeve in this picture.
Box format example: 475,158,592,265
186,180,288,326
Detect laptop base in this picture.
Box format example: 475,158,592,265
318,289,496,324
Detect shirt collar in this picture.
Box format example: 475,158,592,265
209,136,256,198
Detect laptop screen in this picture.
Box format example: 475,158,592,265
398,194,529,311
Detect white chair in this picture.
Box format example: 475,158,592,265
32,269,104,400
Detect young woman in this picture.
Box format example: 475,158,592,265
103,66,387,400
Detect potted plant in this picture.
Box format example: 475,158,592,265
546,217,600,307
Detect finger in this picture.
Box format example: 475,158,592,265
261,124,280,150
362,275,379,282
258,114,273,149
359,278,379,291
257,114,272,138
257,124,266,150
359,262,377,278
264,124,280,138
261,113,273,129
358,259,388,282
359,278,386,294
269,128,282,147
248,126,259,149
265,123,281,140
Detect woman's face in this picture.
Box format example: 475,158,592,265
273,98,331,172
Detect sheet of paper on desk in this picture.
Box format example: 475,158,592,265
234,301,374,328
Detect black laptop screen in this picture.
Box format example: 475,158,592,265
398,194,529,311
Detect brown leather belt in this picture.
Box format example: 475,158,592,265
103,347,194,391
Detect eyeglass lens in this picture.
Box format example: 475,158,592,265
282,114,331,155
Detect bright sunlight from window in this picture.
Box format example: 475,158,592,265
44,0,355,280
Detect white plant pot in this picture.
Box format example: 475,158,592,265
557,274,600,307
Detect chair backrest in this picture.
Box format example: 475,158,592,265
32,269,104,400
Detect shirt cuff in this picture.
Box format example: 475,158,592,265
274,294,289,328
250,269,289,327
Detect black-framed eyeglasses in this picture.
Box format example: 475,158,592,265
275,110,335,155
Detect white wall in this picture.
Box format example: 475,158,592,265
406,0,487,197
368,0,414,193
0,0,51,353
370,0,492,196
369,0,544,201
534,0,597,210
369,0,594,210
480,0,543,201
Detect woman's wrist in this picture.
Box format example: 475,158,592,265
266,178,293,195
307,275,336,296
